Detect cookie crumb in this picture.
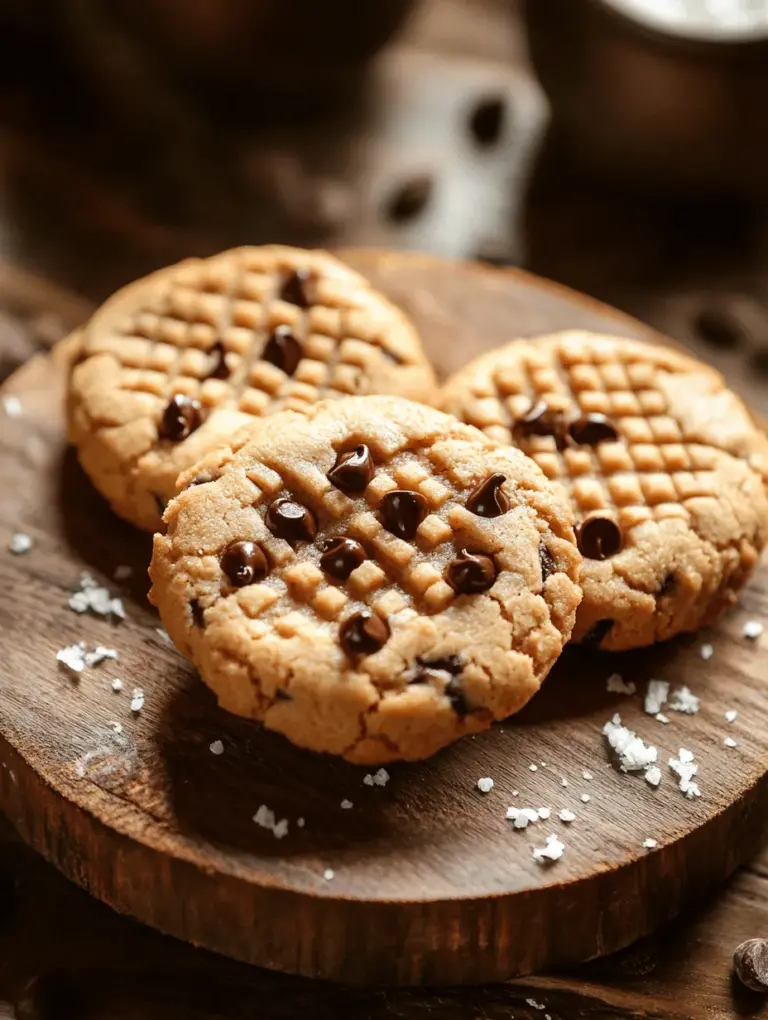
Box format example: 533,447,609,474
3,395,21,417
111,678,123,692
644,679,669,716
645,765,662,787
669,686,700,715
559,808,576,823
209,740,224,755
130,688,145,713
669,748,701,798
56,642,87,674
642,838,657,849
477,777,494,794
724,736,738,748
606,673,636,695
725,709,738,723
363,767,390,787
341,799,353,809
9,532,32,555
700,643,714,660
743,620,764,641
532,834,564,864
323,868,335,881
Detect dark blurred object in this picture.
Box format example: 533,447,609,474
523,0,768,198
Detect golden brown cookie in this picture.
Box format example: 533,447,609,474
442,331,768,650
148,396,582,763
68,246,437,530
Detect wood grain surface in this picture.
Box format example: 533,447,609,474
1,251,767,990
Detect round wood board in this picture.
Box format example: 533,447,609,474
1,251,767,987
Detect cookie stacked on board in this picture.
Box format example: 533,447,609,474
67,246,768,763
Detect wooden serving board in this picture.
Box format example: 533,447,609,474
0,251,767,987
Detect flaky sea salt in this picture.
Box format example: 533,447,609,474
560,778,568,788
655,713,670,724
537,807,551,820
669,748,701,798
254,804,289,839
477,777,494,794
297,817,305,828
323,868,335,881
111,678,123,692
506,807,540,829
743,620,764,641
725,709,738,723
582,770,593,781
645,765,662,787
9,533,32,555
581,793,591,803
529,764,538,772
84,645,118,667
526,1001,546,1012
606,673,636,695
669,686,700,715
341,799,353,809
532,834,564,863
130,688,145,713
210,740,224,755
559,808,576,823
700,643,714,661
363,767,390,787
642,838,657,849
56,642,87,674
724,737,738,748
109,721,123,734
3,395,21,417
603,713,658,773
644,680,669,716
69,572,125,620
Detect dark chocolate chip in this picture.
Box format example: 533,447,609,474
265,497,317,542
320,537,366,580
539,541,556,581
417,653,462,675
468,95,507,148
379,489,429,540
693,306,747,349
659,573,676,596
263,325,303,376
568,413,619,446
384,173,433,224
409,654,467,713
160,393,203,442
275,687,292,702
513,399,562,439
733,938,768,992
582,618,614,648
280,268,315,308
445,548,498,595
205,340,230,380
576,515,622,560
340,610,390,658
467,473,510,517
190,598,205,628
327,444,375,494
446,676,470,716
220,540,269,587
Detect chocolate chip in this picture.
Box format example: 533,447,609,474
582,618,614,648
384,173,433,224
320,537,366,580
568,413,619,446
468,95,506,148
263,325,302,376
280,268,315,308
379,489,429,540
160,394,203,442
340,610,390,658
445,676,470,716
417,653,462,675
467,473,510,517
576,515,622,560
220,540,269,587
513,399,563,440
539,541,556,581
205,340,230,380
190,598,205,628
733,938,768,993
327,444,375,494
265,497,317,542
446,548,497,595
409,654,466,711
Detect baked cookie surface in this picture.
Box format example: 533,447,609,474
68,246,437,530
149,396,582,763
442,331,768,650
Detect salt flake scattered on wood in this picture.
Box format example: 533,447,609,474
582,770,593,781
130,688,145,713
724,737,738,748
559,808,576,823
84,646,118,667
9,532,32,555
323,868,335,881
669,748,701,798
655,713,670,724
725,709,738,723
363,767,390,787
114,565,132,581
477,777,494,793
341,799,353,809
56,642,87,674
669,686,700,715
69,572,125,621
209,740,224,755
529,764,538,772
743,620,764,640
3,395,21,417
645,765,662,787
111,678,123,692
644,679,669,716
156,627,172,644
700,643,714,660
526,1000,546,1011
537,807,551,820
606,673,636,695
642,838,657,849
581,793,591,803
532,834,564,864
253,804,289,839
603,713,658,773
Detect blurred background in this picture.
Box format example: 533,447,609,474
1,0,768,410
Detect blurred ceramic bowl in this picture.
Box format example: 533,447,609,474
523,0,768,197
